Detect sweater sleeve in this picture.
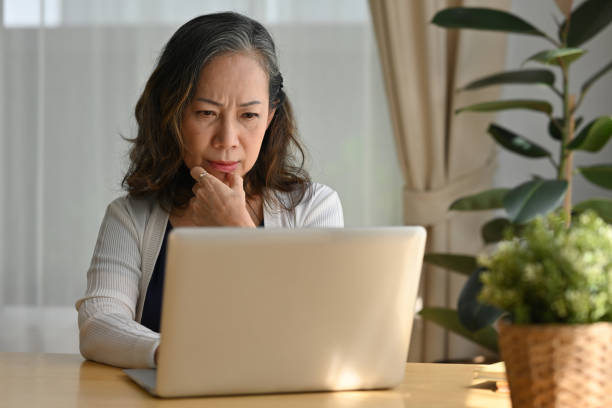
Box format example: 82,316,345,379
297,184,344,227
75,198,159,368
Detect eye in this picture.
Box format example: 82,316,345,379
242,112,260,119
196,110,215,117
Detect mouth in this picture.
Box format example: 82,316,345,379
207,160,240,173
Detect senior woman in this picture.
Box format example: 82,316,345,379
75,12,343,368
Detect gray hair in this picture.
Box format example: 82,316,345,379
160,11,284,107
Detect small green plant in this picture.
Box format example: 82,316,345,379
419,0,612,354
479,211,612,324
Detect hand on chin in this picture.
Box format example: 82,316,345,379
208,170,233,187
188,166,253,227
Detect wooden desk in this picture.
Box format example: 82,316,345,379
0,353,510,407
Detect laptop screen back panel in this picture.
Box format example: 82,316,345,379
156,227,425,397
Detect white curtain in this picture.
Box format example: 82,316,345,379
0,0,402,352
369,0,508,362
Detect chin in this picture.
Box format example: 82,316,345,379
208,171,232,186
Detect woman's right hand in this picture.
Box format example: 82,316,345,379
187,166,255,227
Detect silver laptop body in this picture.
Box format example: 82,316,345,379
125,227,426,397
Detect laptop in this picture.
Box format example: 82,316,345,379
124,227,426,397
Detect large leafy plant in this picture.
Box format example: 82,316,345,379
419,0,612,354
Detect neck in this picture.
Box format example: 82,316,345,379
246,196,264,226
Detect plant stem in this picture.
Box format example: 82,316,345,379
557,63,575,227
574,90,585,113
563,95,575,227
560,1,573,44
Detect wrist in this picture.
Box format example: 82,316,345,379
241,210,257,228
242,217,257,228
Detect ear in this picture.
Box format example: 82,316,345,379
266,107,276,129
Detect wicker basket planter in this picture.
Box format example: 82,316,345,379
499,321,612,408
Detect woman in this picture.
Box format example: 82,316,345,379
75,12,343,368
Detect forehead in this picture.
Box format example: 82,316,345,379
195,52,269,96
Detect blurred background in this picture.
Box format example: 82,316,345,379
1,0,610,359
0,0,401,354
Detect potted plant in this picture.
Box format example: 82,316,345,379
418,0,612,356
479,210,612,406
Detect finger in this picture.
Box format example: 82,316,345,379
192,183,201,195
227,172,244,193
188,196,197,210
190,166,207,183
201,171,233,192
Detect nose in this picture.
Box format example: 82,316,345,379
212,116,239,149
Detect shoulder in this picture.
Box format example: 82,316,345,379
104,194,159,236
273,183,344,228
301,183,340,206
108,194,156,216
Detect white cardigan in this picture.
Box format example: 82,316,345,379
75,183,343,368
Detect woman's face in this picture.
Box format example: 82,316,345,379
181,52,275,184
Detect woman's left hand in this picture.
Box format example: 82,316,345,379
188,166,256,227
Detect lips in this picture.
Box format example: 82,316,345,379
207,160,239,173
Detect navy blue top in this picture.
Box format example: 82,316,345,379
141,221,173,333
141,218,264,333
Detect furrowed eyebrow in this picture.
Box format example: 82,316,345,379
239,101,261,107
196,98,222,106
196,98,261,108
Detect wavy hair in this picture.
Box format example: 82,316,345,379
122,12,310,213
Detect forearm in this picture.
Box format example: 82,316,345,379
78,297,159,368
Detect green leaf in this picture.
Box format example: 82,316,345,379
419,307,499,353
481,218,512,244
578,165,612,190
573,199,612,223
548,116,583,141
458,268,505,331
488,123,550,158
581,59,612,97
455,99,553,115
450,188,509,211
431,7,545,37
561,0,612,47
523,48,585,66
423,253,477,277
567,116,612,152
458,69,555,92
503,179,568,224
